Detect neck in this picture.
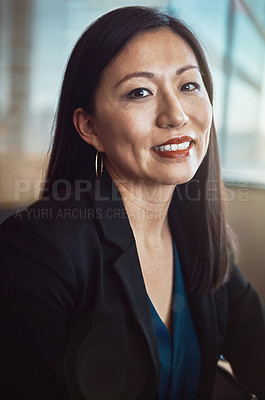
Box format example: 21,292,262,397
109,172,176,248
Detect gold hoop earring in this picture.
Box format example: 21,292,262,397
95,150,104,179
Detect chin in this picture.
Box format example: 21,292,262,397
164,168,199,186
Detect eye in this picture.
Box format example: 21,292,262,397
181,82,200,92
127,87,152,98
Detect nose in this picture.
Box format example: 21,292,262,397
156,92,189,129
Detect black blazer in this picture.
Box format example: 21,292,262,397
1,173,265,400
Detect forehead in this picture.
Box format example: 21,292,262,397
103,28,199,80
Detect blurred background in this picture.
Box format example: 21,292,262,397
0,0,265,300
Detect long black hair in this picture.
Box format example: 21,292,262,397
44,6,232,293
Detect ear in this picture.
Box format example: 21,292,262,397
73,108,104,151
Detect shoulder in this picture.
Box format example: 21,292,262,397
215,264,263,306
0,193,104,308
0,192,102,251
0,191,104,265
213,264,264,314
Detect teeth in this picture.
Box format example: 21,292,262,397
178,142,190,150
154,142,191,152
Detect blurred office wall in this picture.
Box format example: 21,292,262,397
226,185,265,301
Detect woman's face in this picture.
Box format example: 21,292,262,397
92,28,212,187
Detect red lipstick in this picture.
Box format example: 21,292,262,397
152,136,194,160
156,136,194,147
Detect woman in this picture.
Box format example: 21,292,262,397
1,6,265,400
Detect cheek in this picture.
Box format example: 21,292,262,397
193,100,212,158
97,108,152,148
94,112,121,146
117,105,154,131
197,99,212,139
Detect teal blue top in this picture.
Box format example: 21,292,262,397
148,243,201,400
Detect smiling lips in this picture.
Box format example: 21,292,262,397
152,136,194,159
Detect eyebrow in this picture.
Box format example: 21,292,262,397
176,65,200,75
115,65,200,87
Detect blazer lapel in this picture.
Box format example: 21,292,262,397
87,172,160,384
113,246,160,384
